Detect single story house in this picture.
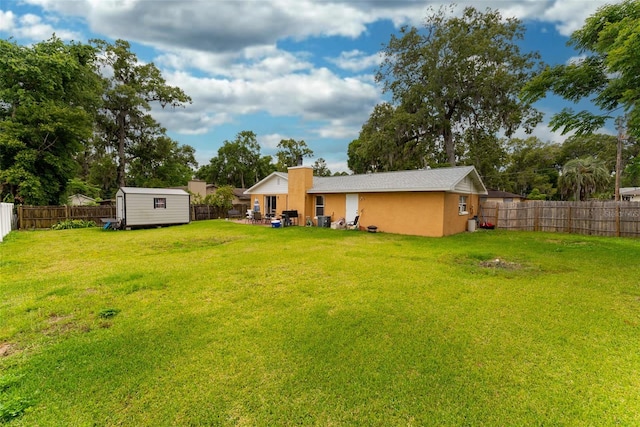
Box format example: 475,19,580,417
116,187,190,228
480,190,526,204
244,166,487,237
620,187,640,202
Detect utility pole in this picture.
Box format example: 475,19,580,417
614,116,627,202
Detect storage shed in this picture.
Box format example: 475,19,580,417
116,187,190,228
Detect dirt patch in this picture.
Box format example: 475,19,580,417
479,258,522,270
0,342,16,357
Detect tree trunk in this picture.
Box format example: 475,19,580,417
443,122,456,166
117,112,127,188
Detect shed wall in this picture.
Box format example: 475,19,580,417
121,192,190,226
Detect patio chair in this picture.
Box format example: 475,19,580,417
346,215,359,230
252,211,263,224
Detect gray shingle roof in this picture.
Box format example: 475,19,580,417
308,166,485,194
119,187,189,196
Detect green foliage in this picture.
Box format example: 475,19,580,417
0,37,103,205
526,188,547,200
358,5,543,172
0,395,32,422
92,39,192,188
312,158,331,176
559,156,610,201
503,137,560,199
276,138,313,171
98,308,120,319
51,219,97,230
522,0,640,139
196,130,274,188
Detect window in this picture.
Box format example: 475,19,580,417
315,195,325,216
458,196,468,214
154,198,166,209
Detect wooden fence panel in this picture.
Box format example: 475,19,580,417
480,201,640,237
18,205,116,229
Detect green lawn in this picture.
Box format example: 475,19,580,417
1,221,639,425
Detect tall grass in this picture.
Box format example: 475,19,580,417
1,221,639,425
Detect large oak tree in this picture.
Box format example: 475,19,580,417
350,6,543,172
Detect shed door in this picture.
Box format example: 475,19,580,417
116,195,124,221
345,194,358,223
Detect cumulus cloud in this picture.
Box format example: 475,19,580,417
0,10,81,41
327,50,382,73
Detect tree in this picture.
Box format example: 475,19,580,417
521,0,640,139
557,134,618,174
126,119,197,188
0,37,103,205
559,156,610,201
93,39,191,188
275,139,313,171
503,137,561,199
372,5,542,167
196,131,271,188
312,158,331,177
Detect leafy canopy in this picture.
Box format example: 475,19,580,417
521,0,640,138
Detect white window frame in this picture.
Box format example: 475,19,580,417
458,196,468,215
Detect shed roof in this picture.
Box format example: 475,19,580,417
119,187,189,196
483,190,526,199
308,166,487,194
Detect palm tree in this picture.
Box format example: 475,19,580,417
559,156,610,201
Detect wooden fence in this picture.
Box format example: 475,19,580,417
480,201,640,237
17,203,252,229
18,205,117,229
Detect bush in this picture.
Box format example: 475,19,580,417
51,219,97,230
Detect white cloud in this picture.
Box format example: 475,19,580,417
327,50,382,72
0,10,16,31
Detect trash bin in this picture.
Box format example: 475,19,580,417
317,216,331,227
467,219,476,232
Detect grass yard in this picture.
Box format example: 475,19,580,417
1,221,639,425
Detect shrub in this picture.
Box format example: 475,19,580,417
51,220,97,230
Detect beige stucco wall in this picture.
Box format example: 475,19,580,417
442,193,479,236
288,167,314,220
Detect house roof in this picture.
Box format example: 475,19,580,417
244,171,289,194
482,190,525,199
308,166,487,194
119,187,189,196
620,187,640,196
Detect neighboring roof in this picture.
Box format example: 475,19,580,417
119,187,189,196
620,187,640,196
233,188,250,200
482,190,526,199
308,166,487,194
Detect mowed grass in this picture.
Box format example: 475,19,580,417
1,221,639,425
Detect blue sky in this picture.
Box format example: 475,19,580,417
0,0,620,174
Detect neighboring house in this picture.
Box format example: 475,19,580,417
480,190,526,204
244,166,487,237
116,187,190,228
68,193,97,206
620,187,640,202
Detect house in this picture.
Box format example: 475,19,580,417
620,187,640,202
115,187,190,228
67,193,97,206
244,166,487,237
480,190,526,204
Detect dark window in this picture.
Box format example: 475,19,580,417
154,198,166,209
266,195,277,215
315,195,325,216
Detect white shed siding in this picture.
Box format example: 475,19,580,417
117,187,190,227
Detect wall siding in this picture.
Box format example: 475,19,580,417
122,193,190,226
